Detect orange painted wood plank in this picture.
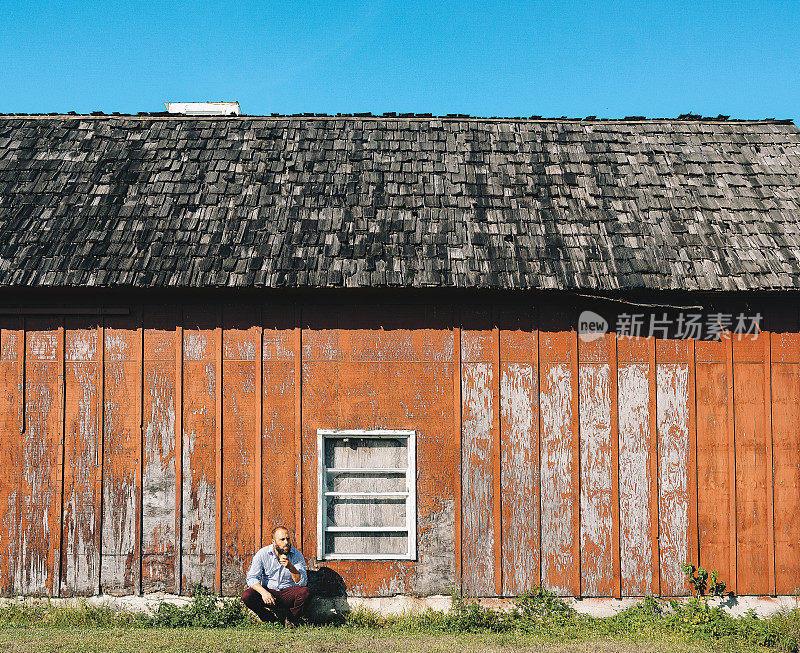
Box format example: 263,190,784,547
733,331,771,595
538,306,578,597
100,313,141,595
772,360,800,593
255,318,263,553
215,315,222,595
21,318,61,595
499,309,539,596
618,337,654,596
771,305,800,594
180,307,217,592
141,305,178,594
648,338,660,596
95,320,104,594
294,306,302,551
261,298,297,547
221,305,259,595
578,333,614,597
174,315,183,593
687,339,699,592
461,307,495,597
695,337,734,592
765,331,775,596
610,336,621,599
55,324,65,597
656,341,690,597
492,322,502,597
453,321,462,594
726,333,738,594
61,317,100,596
137,310,144,597
0,321,22,595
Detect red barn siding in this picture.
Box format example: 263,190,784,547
0,296,796,597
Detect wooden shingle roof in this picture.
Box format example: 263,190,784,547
0,115,799,290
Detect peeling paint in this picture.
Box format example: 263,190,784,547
540,363,574,596
657,364,689,596
618,364,652,596
579,364,612,597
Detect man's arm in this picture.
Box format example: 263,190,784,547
246,549,276,605
278,550,307,587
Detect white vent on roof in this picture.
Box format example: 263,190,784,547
164,102,241,116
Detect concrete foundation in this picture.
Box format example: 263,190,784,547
2,594,799,620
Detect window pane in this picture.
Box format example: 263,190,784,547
325,532,407,556
324,436,407,469
326,496,406,528
327,471,406,493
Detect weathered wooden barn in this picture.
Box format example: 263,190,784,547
0,114,800,600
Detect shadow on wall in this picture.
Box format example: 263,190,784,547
306,567,349,624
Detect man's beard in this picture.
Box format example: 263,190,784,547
275,543,291,555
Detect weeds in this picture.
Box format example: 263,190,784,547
2,581,800,652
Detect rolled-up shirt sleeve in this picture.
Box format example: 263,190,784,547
246,549,264,588
293,550,308,587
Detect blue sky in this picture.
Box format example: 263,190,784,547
1,0,798,119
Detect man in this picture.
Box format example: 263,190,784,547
241,526,311,627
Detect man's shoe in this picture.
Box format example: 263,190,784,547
284,617,298,629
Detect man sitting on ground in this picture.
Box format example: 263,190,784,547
241,526,311,627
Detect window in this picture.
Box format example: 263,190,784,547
317,429,416,560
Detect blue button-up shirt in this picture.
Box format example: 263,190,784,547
246,544,308,590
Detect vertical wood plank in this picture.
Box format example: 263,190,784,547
56,323,65,597
181,307,217,592
137,309,144,596
61,318,100,596
727,333,738,594
656,342,690,597
578,334,613,597
499,307,538,596
610,335,621,599
294,305,303,549
141,305,178,594
492,322,502,597
174,314,183,593
453,321,462,594
221,305,258,595
771,310,800,594
0,320,22,595
95,320,104,594
765,332,776,596
688,339,699,589
21,318,61,595
734,330,771,595
618,337,654,596
214,314,222,594
648,337,660,596
261,304,296,546
101,312,141,595
539,307,577,597
462,361,494,595
255,318,263,553
572,327,581,597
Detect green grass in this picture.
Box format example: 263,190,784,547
0,586,798,652
0,625,776,653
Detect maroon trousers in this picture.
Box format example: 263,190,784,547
242,586,311,624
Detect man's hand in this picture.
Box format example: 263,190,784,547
278,554,297,573
254,584,275,606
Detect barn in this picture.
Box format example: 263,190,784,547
0,113,799,600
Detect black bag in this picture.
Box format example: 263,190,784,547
307,566,347,597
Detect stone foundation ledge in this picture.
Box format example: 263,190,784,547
1,594,798,620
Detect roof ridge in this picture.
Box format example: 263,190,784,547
0,112,793,124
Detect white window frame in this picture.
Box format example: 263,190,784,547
317,429,417,561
